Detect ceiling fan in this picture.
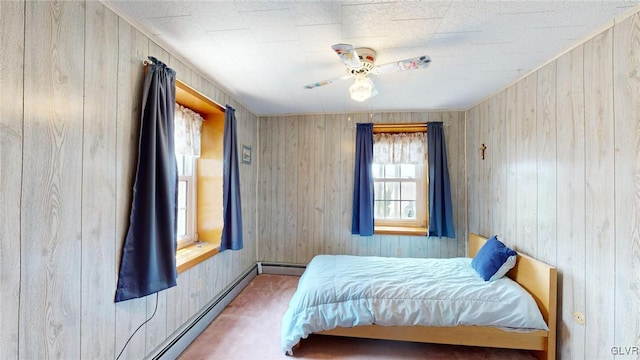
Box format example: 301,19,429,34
304,44,431,102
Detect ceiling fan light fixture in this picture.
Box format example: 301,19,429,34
349,76,374,102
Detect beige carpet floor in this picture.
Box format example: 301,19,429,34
179,274,536,360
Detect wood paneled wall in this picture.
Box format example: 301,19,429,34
257,111,467,264
0,2,257,359
466,12,640,359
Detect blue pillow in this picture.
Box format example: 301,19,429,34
471,235,517,281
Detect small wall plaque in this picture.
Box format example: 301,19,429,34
241,145,252,164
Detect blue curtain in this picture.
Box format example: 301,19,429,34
351,123,374,236
427,122,456,238
220,105,244,251
115,57,178,302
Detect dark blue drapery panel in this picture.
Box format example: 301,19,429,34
427,122,456,238
115,57,178,302
351,123,375,236
220,105,244,251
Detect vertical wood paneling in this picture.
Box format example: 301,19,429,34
2,2,259,359
490,94,506,241
238,108,257,266
479,101,492,237
584,29,616,359
556,45,586,360
297,116,314,263
258,116,272,260
274,117,287,263
613,13,640,355
471,18,639,358
20,2,84,358
466,107,480,237
504,84,518,248
466,10,640,359
114,19,149,360
313,115,326,256
453,112,467,257
340,114,355,255
258,110,466,262
0,2,23,358
410,235,428,258
188,266,204,321
325,114,342,255
81,3,118,358
166,265,191,337
515,74,538,256
6,3,640,359
285,116,299,262
189,261,206,320
169,56,193,87
536,61,557,266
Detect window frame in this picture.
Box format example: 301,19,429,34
373,162,428,228
174,79,226,273
372,123,429,235
176,154,198,249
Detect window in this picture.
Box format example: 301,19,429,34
177,154,197,248
372,128,428,234
174,103,204,249
174,79,226,273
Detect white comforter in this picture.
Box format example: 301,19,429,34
281,255,548,354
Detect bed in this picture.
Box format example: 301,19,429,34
281,233,557,360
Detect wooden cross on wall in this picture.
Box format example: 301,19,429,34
479,144,487,160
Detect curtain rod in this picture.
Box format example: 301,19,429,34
374,123,426,129
373,123,427,134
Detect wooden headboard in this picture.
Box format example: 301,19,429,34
468,233,558,360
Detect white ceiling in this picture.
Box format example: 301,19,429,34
105,1,640,116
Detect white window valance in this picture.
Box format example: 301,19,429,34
175,104,204,156
373,132,427,164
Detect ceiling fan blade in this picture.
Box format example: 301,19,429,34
331,43,362,69
304,74,352,89
372,55,431,75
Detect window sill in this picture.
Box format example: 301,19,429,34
374,226,428,236
176,241,220,273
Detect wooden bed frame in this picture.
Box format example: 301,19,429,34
310,233,558,360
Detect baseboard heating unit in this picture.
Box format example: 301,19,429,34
147,264,258,360
258,262,306,276
146,262,306,359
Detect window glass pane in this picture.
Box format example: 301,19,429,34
374,200,386,218
178,180,187,208
374,181,385,200
177,209,187,236
400,164,416,179
401,182,416,201
401,201,416,219
176,155,185,176
387,200,400,219
384,164,399,178
385,182,400,200
177,155,193,176
372,163,383,178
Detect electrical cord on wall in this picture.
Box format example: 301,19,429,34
115,292,159,360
